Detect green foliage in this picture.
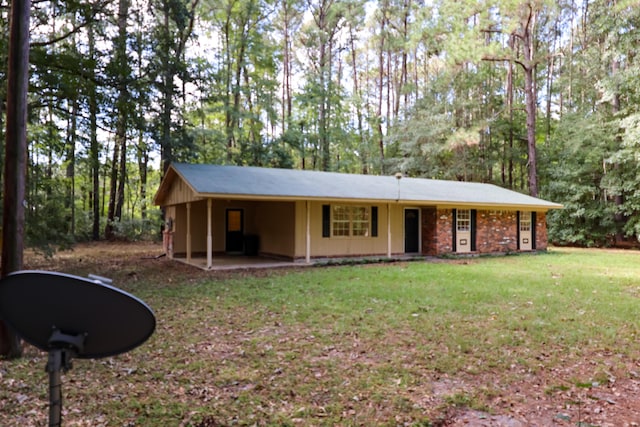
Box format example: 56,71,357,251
25,175,75,256
543,114,618,246
108,214,163,242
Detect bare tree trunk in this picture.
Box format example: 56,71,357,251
520,6,538,197
88,25,100,241
348,22,366,174
105,0,130,239
376,1,388,173
223,10,234,161
66,98,77,237
114,132,127,222
319,15,329,171
545,19,558,142
105,141,120,239
0,0,30,358
137,132,148,220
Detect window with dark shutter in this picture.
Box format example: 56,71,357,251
532,212,537,249
470,209,477,251
371,206,378,237
452,209,457,252
322,205,330,238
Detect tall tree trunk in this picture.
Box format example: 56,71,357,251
114,133,127,222
281,1,293,132
0,0,30,359
160,0,174,172
88,25,100,241
137,132,148,220
223,10,234,161
376,1,388,173
66,98,78,237
319,15,329,171
232,15,249,160
348,22,366,174
105,141,120,239
106,0,130,239
609,2,624,242
520,5,538,197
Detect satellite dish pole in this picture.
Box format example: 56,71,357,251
46,330,86,427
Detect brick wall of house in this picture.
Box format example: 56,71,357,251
421,207,438,255
421,208,455,256
475,210,518,253
535,212,548,250
422,208,549,256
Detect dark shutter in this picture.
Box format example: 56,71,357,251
516,211,521,250
452,209,457,252
531,211,537,249
470,209,477,252
371,206,378,237
322,205,330,238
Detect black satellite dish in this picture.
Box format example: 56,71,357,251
0,270,156,427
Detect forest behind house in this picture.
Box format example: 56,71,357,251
1,0,638,249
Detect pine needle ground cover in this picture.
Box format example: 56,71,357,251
2,243,640,425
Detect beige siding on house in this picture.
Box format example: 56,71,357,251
254,201,295,257
172,203,187,255
293,201,405,258
171,199,296,258
164,179,200,206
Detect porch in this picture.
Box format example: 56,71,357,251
172,253,430,271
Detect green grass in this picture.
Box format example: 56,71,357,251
3,247,640,425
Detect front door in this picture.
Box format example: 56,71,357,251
404,209,420,253
226,209,244,253
519,211,533,251
456,209,472,253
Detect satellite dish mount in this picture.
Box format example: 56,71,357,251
46,329,87,425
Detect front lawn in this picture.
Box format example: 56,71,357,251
2,244,640,425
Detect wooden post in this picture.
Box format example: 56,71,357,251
387,203,392,258
306,201,311,263
207,199,212,269
186,202,192,263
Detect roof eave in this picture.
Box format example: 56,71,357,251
152,166,177,206
153,165,202,206
170,191,563,211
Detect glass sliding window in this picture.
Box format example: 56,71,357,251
457,209,471,232
331,205,370,237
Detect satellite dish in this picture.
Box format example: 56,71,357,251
0,270,156,426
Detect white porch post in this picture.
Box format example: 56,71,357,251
186,202,192,263
306,201,311,263
207,199,213,269
387,203,392,258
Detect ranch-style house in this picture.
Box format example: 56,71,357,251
153,163,562,268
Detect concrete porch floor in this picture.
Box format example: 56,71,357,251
172,254,429,271
173,255,306,270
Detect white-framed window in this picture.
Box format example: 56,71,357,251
457,209,471,232
332,205,370,237
520,211,531,231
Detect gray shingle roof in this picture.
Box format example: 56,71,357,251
164,163,562,209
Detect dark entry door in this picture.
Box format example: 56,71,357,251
226,209,244,253
404,209,420,253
